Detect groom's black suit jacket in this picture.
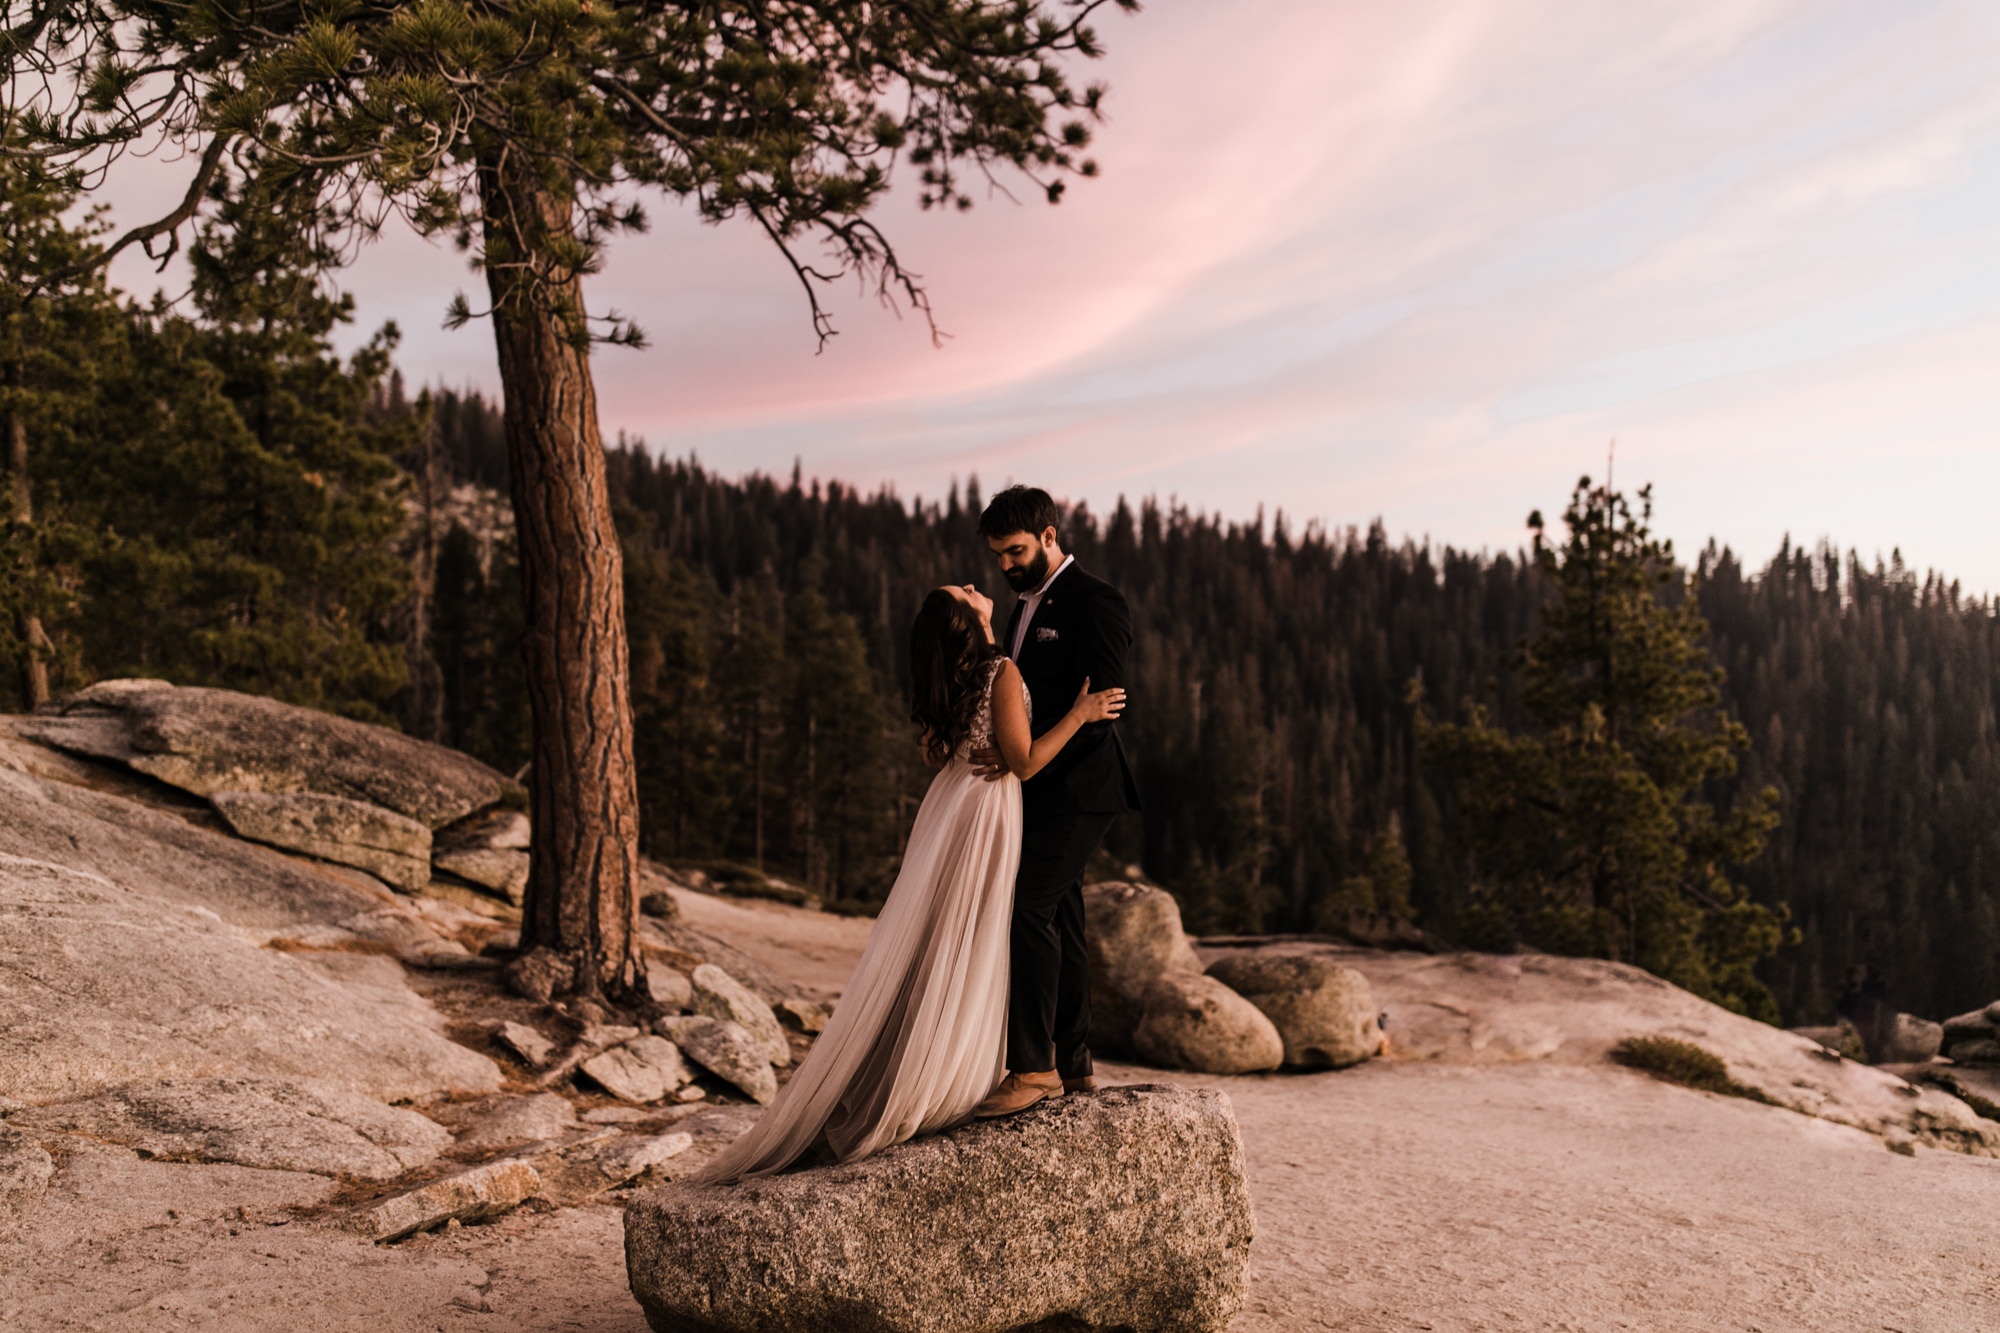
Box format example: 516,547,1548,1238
1003,561,1142,823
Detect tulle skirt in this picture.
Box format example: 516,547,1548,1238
694,756,1022,1183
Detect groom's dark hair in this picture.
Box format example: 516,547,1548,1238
978,486,1061,541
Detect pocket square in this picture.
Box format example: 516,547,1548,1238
1036,627,1060,642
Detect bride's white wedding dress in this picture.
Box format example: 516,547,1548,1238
695,659,1026,1183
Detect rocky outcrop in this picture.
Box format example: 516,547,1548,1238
1131,973,1284,1075
18,679,515,828
1082,881,1205,1051
340,1158,543,1243
0,757,384,930
656,1016,778,1105
690,964,789,1067
211,791,433,891
1205,952,1382,1069
624,1085,1253,1333
1224,940,2000,1155
8,1078,451,1181
0,784,501,1104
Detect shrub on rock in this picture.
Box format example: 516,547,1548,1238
624,1085,1253,1333
1131,974,1283,1075
1205,952,1383,1069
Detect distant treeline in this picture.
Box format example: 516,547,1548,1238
397,395,2000,1026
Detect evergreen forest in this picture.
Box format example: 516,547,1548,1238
6,161,1996,1028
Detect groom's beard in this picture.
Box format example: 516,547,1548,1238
1003,549,1051,593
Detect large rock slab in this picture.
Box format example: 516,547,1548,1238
0,759,384,930
1131,973,1284,1075
656,1016,777,1105
1082,881,1205,1052
212,791,432,891
1206,952,1383,1069
18,680,515,828
0,824,500,1104
690,964,789,1067
624,1085,1252,1333
9,1078,451,1180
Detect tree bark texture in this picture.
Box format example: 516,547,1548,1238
9,410,49,707
478,152,643,1002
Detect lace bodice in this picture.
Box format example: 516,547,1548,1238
964,657,1030,756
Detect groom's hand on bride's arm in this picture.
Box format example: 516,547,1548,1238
970,746,1008,782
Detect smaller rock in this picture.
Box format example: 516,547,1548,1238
1204,953,1383,1069
455,1093,579,1151
211,790,433,891
674,1085,707,1103
579,1023,642,1049
593,1133,693,1183
1876,1012,1944,1065
645,964,693,1012
495,1022,556,1069
656,1016,778,1105
1082,881,1206,1053
581,1036,690,1105
582,1106,656,1125
640,890,678,918
432,848,529,904
0,1127,55,1212
1131,974,1284,1075
777,998,830,1033
341,1158,542,1243
691,964,790,1068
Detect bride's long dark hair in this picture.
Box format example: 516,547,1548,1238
909,589,1004,766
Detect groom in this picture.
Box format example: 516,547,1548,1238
969,486,1141,1118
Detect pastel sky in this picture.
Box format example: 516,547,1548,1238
105,0,2000,592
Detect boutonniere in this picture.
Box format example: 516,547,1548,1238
1036,627,1060,643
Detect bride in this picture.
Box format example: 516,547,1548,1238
693,583,1126,1183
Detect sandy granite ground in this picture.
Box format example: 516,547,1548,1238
9,890,2000,1332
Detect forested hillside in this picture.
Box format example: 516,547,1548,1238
7,218,1995,1026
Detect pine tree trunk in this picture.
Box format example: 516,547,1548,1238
9,410,49,708
477,152,642,1004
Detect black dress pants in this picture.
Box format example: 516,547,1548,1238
1007,812,1114,1079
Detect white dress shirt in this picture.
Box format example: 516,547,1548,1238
1009,554,1074,660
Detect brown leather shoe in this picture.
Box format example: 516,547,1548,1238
972,1071,1063,1119
1062,1076,1098,1095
